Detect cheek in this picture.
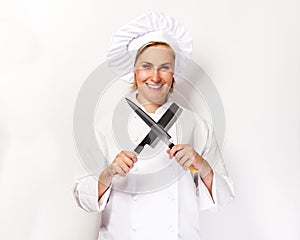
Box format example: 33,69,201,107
164,74,174,86
135,71,148,84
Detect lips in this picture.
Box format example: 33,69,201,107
146,83,163,89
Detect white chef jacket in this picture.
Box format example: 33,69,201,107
73,96,235,240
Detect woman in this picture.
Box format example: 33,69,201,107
74,12,234,240
98,41,214,200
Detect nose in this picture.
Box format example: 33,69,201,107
151,68,160,82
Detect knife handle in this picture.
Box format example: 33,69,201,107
168,143,198,174
188,165,198,175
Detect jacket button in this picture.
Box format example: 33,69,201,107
168,225,175,232
132,194,137,201
168,195,174,201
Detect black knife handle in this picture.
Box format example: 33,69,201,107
134,145,144,154
168,143,175,149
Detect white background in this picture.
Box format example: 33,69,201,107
0,0,299,239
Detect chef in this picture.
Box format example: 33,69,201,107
73,12,235,240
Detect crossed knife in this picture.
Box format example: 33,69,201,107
125,98,197,174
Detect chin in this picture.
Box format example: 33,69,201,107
137,86,170,104
146,94,168,105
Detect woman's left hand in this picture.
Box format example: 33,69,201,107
167,144,214,198
167,144,204,171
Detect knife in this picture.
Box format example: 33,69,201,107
133,102,181,154
126,98,198,174
114,101,181,178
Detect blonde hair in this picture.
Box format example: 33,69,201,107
131,41,176,92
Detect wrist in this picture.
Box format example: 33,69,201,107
193,154,205,172
193,155,212,177
100,167,114,181
198,161,213,179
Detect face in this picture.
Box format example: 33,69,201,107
134,46,175,106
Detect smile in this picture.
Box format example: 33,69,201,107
146,83,163,89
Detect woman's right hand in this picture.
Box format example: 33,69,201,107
106,151,138,177
98,151,137,200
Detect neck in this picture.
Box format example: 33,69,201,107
136,94,165,113
143,104,161,113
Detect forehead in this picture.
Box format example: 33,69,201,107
136,46,175,64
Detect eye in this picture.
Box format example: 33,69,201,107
160,65,170,71
142,64,152,69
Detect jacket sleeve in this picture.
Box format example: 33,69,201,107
73,119,113,213
196,119,235,211
73,175,112,213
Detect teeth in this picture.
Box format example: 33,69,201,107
147,84,162,89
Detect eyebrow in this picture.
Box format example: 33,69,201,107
139,61,173,65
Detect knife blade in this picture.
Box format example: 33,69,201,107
114,100,181,178
125,98,198,174
133,102,181,154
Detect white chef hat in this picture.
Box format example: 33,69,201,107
107,12,193,82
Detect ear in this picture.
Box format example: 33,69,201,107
169,77,175,93
171,77,175,87
130,74,137,91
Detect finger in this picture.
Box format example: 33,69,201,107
117,160,131,174
174,149,185,162
184,152,197,170
175,146,195,160
178,155,190,169
182,157,194,170
121,152,137,168
122,156,135,169
123,151,138,162
111,164,126,176
166,149,175,160
169,144,184,158
113,151,137,175
174,146,189,161
166,149,171,158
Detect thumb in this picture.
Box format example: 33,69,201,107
166,149,172,159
